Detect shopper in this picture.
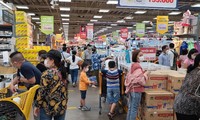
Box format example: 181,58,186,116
61,46,71,60
179,49,188,68
83,44,92,74
79,62,95,111
158,45,170,67
9,51,42,92
168,43,178,70
183,48,198,69
101,61,122,120
174,54,200,120
66,50,83,87
36,50,47,73
104,54,115,70
34,50,68,120
125,50,149,120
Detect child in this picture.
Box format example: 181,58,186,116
79,62,95,111
101,61,122,120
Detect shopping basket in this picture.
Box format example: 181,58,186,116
0,85,40,120
98,71,128,115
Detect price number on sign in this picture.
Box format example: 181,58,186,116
158,24,167,30
149,0,174,3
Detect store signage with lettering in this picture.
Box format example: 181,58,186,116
120,28,128,39
119,0,178,8
80,26,87,39
136,23,145,37
140,48,156,61
157,16,169,34
41,16,54,35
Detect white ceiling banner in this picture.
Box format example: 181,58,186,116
87,25,94,40
63,25,69,40
118,0,178,8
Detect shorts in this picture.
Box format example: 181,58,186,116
80,90,87,99
107,88,120,104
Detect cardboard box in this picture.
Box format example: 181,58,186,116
145,72,168,91
174,112,177,120
167,74,185,94
142,90,174,110
141,109,174,120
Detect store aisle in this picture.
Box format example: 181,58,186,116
66,85,126,120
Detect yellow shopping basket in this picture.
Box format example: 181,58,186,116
0,85,40,120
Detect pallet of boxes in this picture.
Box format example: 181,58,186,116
138,70,186,120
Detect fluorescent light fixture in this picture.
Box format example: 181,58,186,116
59,0,71,2
125,16,133,20
133,24,136,27
127,27,133,29
146,27,152,29
93,15,102,18
168,11,181,15
61,14,70,17
99,9,110,13
107,0,118,4
117,20,125,23
0,1,12,10
135,11,146,14
143,21,150,23
16,5,29,9
32,17,40,20
169,21,175,24
87,23,94,26
111,24,118,26
60,7,70,11
62,18,69,21
116,30,120,32
191,3,200,7
27,13,35,16
153,17,157,20
107,26,112,29
63,23,69,25
36,22,41,24
90,19,98,22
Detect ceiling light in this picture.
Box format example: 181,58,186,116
62,18,69,21
127,27,133,29
146,27,152,29
59,0,71,2
135,11,146,14
87,23,94,26
107,26,112,29
107,0,118,4
61,14,70,17
125,16,133,20
111,24,118,26
191,3,200,7
63,23,69,25
16,5,29,9
60,7,70,11
90,19,98,22
93,16,102,19
36,22,41,24
27,13,35,16
143,21,150,23
99,9,110,13
169,21,175,24
32,17,40,20
168,11,181,15
153,17,157,20
133,24,136,27
117,20,125,23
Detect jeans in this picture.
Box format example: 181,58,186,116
107,88,120,104
70,68,79,83
40,108,66,120
126,92,142,120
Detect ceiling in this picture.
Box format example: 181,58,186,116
3,0,200,40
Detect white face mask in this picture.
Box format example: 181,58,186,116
44,59,50,68
192,55,196,60
139,56,145,62
85,68,89,72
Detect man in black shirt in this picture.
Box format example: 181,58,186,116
9,51,42,92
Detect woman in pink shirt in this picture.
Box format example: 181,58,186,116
125,50,149,120
183,49,198,69
179,49,188,68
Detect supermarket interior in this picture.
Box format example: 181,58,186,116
1,0,200,120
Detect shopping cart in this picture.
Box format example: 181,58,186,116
98,71,128,115
0,85,40,120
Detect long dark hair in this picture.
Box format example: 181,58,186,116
72,50,77,62
132,50,140,62
188,48,198,59
187,54,200,73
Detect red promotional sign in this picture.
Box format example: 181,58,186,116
86,26,94,40
140,48,156,61
80,26,87,39
98,36,102,41
120,28,128,39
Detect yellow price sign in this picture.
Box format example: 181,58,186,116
156,16,169,34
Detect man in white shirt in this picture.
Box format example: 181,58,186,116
168,43,178,70
61,47,71,64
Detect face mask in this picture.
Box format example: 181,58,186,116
192,55,196,60
44,59,51,68
85,68,89,72
139,56,145,62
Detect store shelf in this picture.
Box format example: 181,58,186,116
173,34,197,38
0,35,12,38
0,49,11,52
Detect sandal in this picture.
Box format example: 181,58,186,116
107,112,114,120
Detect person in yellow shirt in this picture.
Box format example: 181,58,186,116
79,62,95,111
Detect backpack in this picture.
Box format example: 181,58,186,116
171,50,178,70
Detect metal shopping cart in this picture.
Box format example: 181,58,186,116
98,72,128,115
0,85,40,120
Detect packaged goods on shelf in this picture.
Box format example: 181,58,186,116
15,24,32,37
15,11,27,23
141,109,173,120
145,72,168,91
167,73,185,94
142,90,174,111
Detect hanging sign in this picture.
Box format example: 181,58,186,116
112,31,119,41
120,28,128,39
136,23,145,37
41,16,54,35
156,16,169,34
80,26,87,39
86,25,94,40
140,48,156,61
119,0,178,9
